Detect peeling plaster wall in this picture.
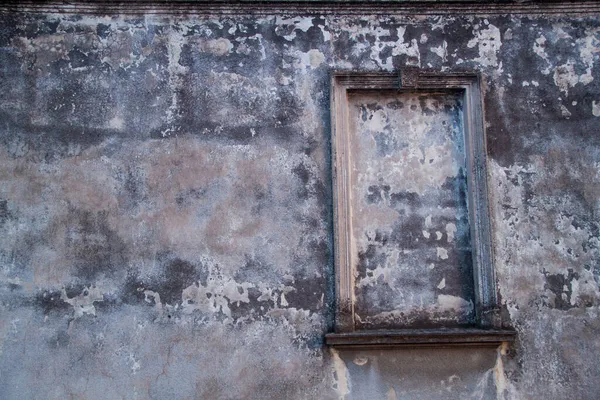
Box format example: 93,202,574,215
0,5,599,399
348,90,475,330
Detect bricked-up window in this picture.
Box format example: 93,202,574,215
326,71,515,347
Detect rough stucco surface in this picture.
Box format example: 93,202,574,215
0,8,599,399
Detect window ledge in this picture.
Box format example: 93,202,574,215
325,328,516,348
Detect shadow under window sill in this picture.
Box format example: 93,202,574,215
325,328,516,348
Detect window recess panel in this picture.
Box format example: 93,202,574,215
349,89,474,330
329,72,512,346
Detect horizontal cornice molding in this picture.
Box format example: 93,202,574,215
1,1,599,16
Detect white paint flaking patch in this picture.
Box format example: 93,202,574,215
341,23,392,69
425,215,433,228
61,286,104,318
430,16,449,31
257,284,276,304
445,223,456,242
290,17,313,32
553,61,580,95
143,290,163,316
108,115,124,130
422,230,430,239
467,21,502,68
570,278,580,306
393,27,421,67
436,231,443,240
553,28,598,94
308,49,325,68
569,270,597,307
182,274,253,318
437,278,446,290
318,293,324,309
162,27,187,137
320,25,331,42
430,40,448,62
533,35,552,75
266,307,319,335
436,294,473,313
577,31,598,86
592,101,600,117
280,292,289,307
437,247,449,260
235,33,267,61
358,265,393,288
275,16,314,41
295,49,325,70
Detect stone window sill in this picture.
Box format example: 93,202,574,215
325,328,516,348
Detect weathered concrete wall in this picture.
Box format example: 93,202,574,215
0,4,599,399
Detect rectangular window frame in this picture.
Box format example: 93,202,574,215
326,71,515,347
